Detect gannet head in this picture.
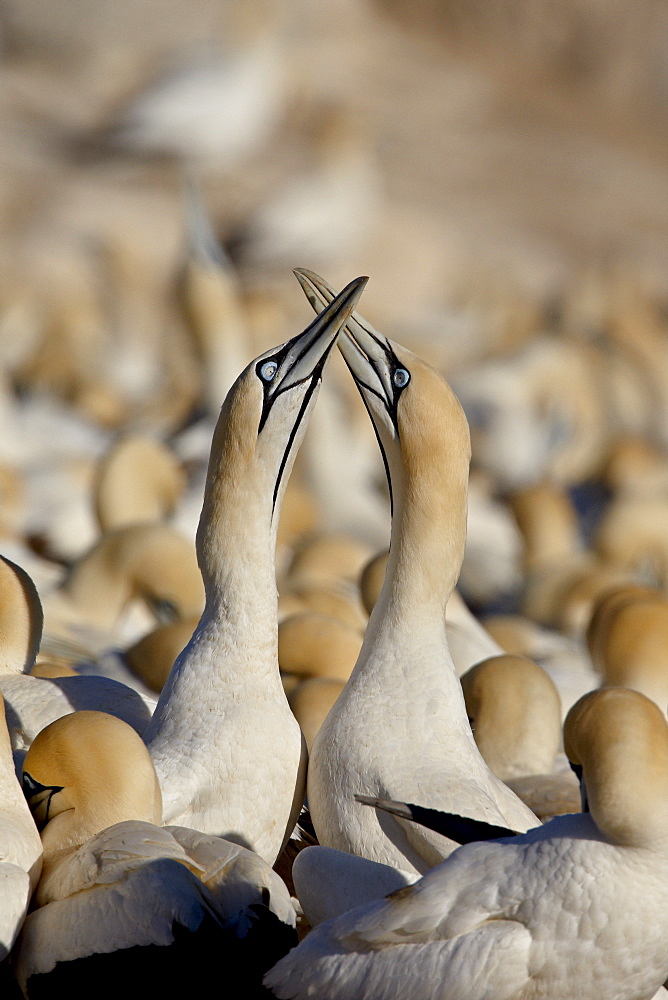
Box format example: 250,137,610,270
461,654,562,780
22,710,162,856
293,269,471,509
564,687,668,847
0,556,43,675
197,275,367,573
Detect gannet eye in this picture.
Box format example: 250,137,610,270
393,368,410,388
260,361,278,382
22,772,39,795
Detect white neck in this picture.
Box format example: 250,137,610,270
349,435,469,718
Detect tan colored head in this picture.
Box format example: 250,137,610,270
294,269,471,608
278,612,362,682
195,276,368,596
93,434,185,533
586,584,668,712
0,556,43,675
461,654,562,780
564,688,668,847
288,676,344,751
61,523,205,629
287,533,374,589
126,617,198,693
22,710,162,856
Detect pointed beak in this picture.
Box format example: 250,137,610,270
273,274,369,395
293,268,393,403
22,771,64,831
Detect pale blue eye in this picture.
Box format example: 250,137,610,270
393,368,410,388
260,361,278,382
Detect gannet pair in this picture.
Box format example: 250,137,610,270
266,688,668,1000
145,276,367,864
293,271,537,878
16,711,295,996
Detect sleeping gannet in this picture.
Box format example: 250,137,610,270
294,270,537,875
16,711,296,997
266,688,668,1000
145,276,368,864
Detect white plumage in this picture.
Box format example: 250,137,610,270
295,271,537,876
266,688,668,1000
145,276,367,863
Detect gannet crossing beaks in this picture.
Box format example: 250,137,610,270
257,274,368,434
294,267,407,436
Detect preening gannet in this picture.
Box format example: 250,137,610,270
266,688,668,1000
0,556,155,752
0,694,41,961
16,711,296,997
295,270,537,875
145,275,368,864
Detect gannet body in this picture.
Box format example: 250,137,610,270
296,272,537,875
0,695,41,960
145,276,368,863
16,712,295,997
266,689,668,1000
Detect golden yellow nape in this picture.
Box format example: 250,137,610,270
461,654,562,781
23,710,162,854
564,687,668,846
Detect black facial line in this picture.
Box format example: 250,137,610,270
339,352,394,515
360,391,393,516
257,327,334,433
271,374,320,515
349,335,407,435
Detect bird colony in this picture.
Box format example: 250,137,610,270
0,3,668,999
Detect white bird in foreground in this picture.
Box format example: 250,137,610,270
145,275,368,864
295,270,537,877
0,693,42,961
15,711,296,998
266,687,668,1000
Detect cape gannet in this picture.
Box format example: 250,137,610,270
266,688,668,1000
294,270,537,875
16,711,295,997
144,275,368,864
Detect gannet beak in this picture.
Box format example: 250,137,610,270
22,771,64,831
271,274,368,394
293,268,409,430
257,274,368,435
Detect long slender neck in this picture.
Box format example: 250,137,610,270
351,419,469,709
391,470,466,615
196,427,279,633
